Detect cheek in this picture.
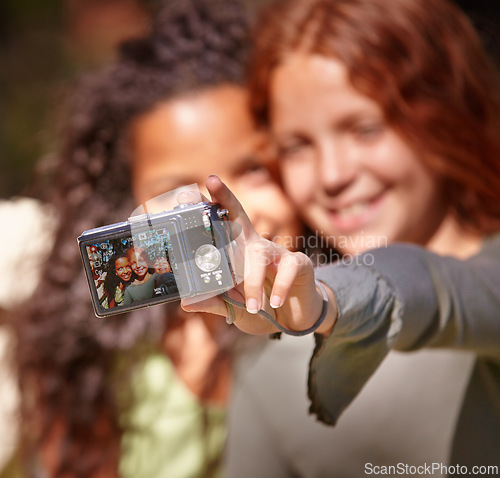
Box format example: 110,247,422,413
232,182,300,235
401,168,444,222
370,140,446,236
232,183,275,219
280,159,316,207
370,134,425,186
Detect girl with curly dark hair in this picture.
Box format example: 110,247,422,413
102,252,134,309
10,0,300,476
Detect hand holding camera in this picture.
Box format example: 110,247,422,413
79,176,337,336
180,176,338,337
78,192,237,317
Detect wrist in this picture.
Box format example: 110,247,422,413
314,282,338,336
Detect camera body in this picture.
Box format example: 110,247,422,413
78,202,236,317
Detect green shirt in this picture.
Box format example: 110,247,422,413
120,353,226,478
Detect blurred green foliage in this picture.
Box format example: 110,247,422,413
0,0,68,199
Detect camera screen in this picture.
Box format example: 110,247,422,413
85,227,180,315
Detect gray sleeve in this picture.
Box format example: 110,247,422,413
308,236,500,425
123,287,133,305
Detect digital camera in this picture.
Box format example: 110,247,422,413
78,202,237,317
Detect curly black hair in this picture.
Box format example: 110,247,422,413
14,0,250,476
102,251,134,307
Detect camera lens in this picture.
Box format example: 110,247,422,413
195,244,222,272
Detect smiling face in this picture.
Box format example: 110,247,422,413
127,248,150,280
270,54,449,255
130,85,301,245
154,257,172,274
114,257,132,282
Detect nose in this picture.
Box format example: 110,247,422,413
317,140,356,196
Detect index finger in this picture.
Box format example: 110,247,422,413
206,175,260,242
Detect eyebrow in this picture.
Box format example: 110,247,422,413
276,106,382,136
228,154,264,176
335,110,383,129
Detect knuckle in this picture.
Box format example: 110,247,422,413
280,252,297,266
272,279,291,294
280,251,310,268
295,251,312,265
245,254,270,269
247,240,270,256
244,275,264,292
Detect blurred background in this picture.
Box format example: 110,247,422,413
0,0,151,199
0,0,276,200
0,0,498,202
0,0,497,473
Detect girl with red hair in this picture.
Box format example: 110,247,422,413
184,0,500,471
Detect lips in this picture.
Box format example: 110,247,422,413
337,201,371,217
327,192,385,232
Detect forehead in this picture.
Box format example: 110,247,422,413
270,54,381,129
274,53,348,91
115,257,129,265
130,85,261,198
128,249,144,259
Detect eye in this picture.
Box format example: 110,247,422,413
244,161,266,174
351,121,384,142
276,136,312,160
236,157,271,185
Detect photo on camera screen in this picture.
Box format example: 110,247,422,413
85,226,180,315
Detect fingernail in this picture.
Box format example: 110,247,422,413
246,298,259,314
270,295,282,308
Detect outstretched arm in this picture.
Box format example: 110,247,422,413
309,238,500,424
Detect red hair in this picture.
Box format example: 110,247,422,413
249,0,500,234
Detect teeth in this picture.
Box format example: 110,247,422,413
337,202,369,217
